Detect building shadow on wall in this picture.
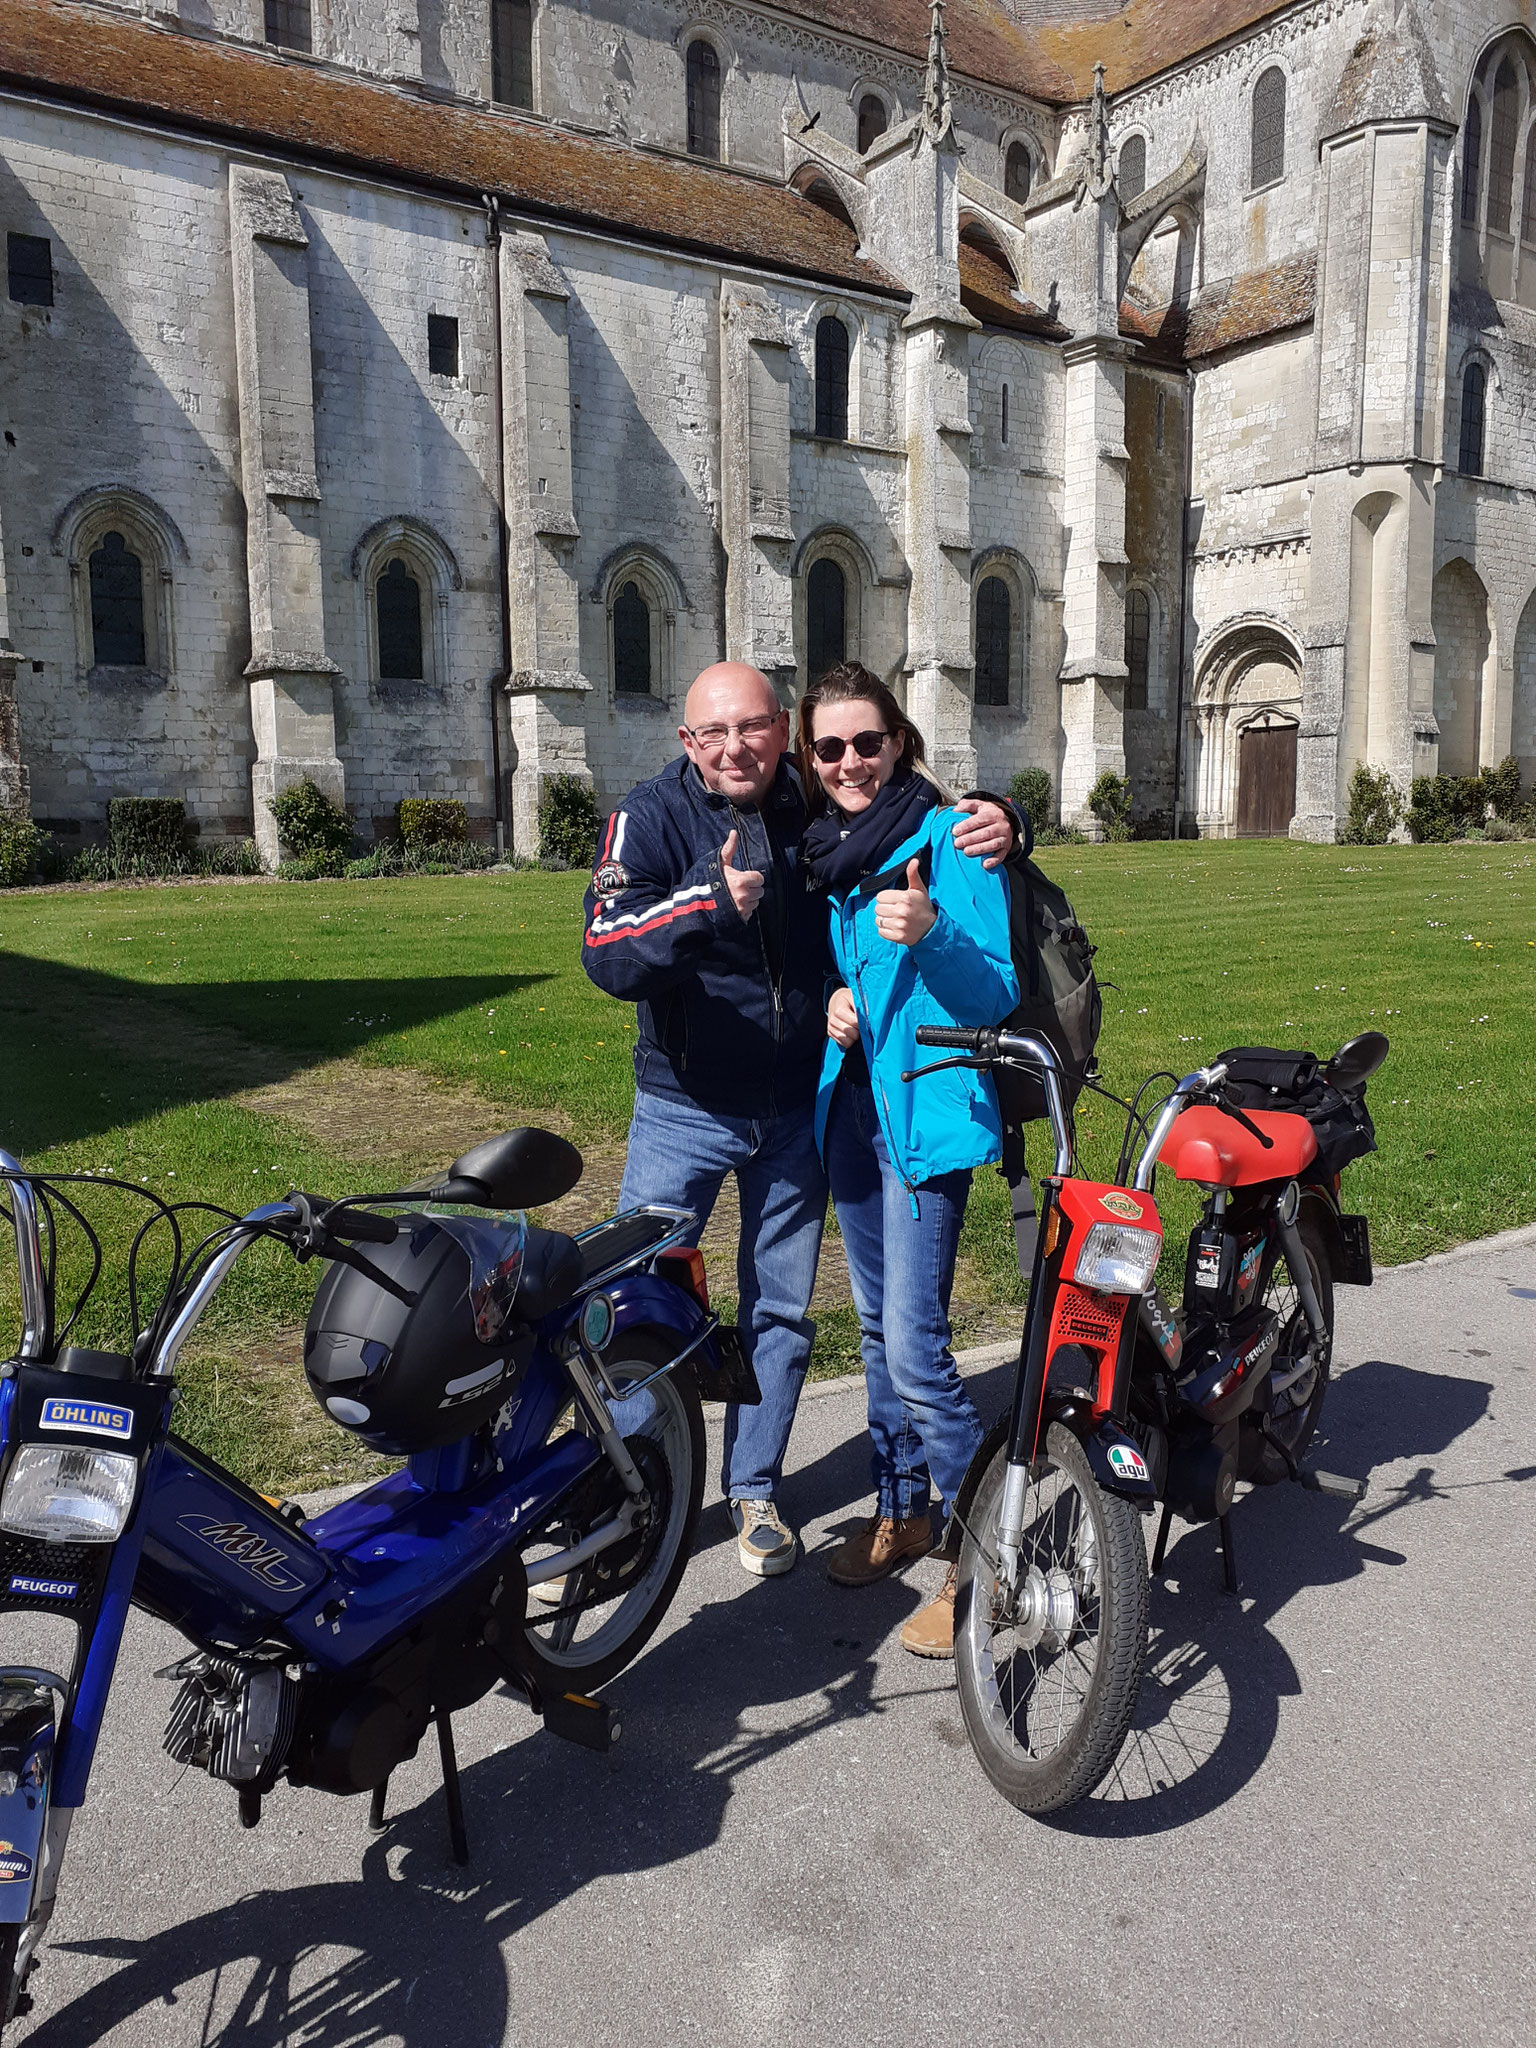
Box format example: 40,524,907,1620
0,953,551,1157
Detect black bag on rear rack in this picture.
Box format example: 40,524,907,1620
1215,1045,1377,1181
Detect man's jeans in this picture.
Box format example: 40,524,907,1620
618,1087,826,1502
823,1075,983,1524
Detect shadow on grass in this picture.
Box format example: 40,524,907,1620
0,954,554,1157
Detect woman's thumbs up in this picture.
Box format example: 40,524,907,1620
874,858,937,947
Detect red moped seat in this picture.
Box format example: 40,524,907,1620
1160,1106,1318,1189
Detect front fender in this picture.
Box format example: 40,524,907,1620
0,1677,56,1923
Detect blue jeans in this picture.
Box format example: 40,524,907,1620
823,1075,983,1525
618,1086,826,1501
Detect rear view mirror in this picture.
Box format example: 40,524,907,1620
1324,1031,1389,1096
436,1128,584,1209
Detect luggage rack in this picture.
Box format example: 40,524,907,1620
574,1205,695,1289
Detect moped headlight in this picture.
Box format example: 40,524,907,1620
0,1445,138,1543
1073,1222,1162,1296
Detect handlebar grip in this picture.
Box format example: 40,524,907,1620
329,1208,400,1245
914,1026,989,1051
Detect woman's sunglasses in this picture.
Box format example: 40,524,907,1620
810,729,893,765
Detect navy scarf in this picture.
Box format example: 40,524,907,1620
800,768,937,893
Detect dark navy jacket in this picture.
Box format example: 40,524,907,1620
581,756,829,1119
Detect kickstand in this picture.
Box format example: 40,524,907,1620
1150,1500,1174,1576
437,1707,470,1866
368,1776,390,1832
1218,1513,1240,1597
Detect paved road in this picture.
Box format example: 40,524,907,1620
12,1231,1536,2047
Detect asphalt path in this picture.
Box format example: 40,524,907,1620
10,1230,1535,2047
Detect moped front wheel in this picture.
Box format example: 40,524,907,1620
955,1424,1148,1814
518,1331,705,1694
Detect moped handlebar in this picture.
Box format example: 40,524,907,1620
908,1028,1073,1177
0,1151,49,1363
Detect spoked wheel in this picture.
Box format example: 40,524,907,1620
955,1425,1148,1814
1251,1210,1335,1483
518,1331,705,1694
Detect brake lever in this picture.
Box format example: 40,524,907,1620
900,1055,993,1082
1214,1096,1275,1149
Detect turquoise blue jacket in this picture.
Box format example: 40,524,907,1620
813,805,1019,1188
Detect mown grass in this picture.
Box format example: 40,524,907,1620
1,842,1532,1487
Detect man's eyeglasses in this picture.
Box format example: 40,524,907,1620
810,729,893,765
683,714,784,752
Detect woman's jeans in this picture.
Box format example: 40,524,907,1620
823,1074,984,1527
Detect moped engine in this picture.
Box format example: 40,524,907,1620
161,1652,301,1788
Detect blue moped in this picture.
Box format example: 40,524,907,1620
0,1126,753,2031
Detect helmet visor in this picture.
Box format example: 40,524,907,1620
424,1206,528,1343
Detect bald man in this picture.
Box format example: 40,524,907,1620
582,662,1014,1577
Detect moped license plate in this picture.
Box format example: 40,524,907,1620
697,1324,762,1406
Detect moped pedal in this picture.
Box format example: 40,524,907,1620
1300,1468,1367,1503
543,1690,621,1752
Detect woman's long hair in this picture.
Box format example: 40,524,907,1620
797,662,955,817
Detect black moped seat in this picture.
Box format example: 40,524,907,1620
517,1225,586,1320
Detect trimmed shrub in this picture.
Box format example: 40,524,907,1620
1007,766,1054,833
1485,815,1522,842
1087,769,1133,842
538,774,599,867
1481,755,1524,823
0,812,46,887
1406,774,1486,844
1338,762,1402,845
108,797,186,874
397,797,469,848
268,779,353,873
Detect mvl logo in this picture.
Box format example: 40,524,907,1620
177,1515,307,1592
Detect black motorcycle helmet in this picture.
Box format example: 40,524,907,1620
302,1129,584,1456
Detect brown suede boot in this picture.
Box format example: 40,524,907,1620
825,1513,933,1587
899,1564,958,1658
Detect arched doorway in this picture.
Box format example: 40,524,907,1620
1236,711,1299,837
1191,621,1304,837
1514,584,1536,786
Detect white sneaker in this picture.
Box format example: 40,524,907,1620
730,1498,799,1578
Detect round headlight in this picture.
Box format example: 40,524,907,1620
580,1292,615,1352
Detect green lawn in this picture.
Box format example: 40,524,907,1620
2,842,1532,1489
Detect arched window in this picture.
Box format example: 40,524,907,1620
89,531,146,667
1119,134,1146,204
1001,382,1010,446
858,93,888,154
806,558,846,678
1459,363,1487,476
1523,123,1536,246
1463,96,1484,226
686,39,722,161
975,577,1011,706
1250,67,1286,188
613,579,652,694
814,315,850,440
1005,142,1032,206
492,0,534,110
1125,588,1151,711
1489,62,1519,234
376,559,424,680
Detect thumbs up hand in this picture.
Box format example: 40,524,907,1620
719,828,765,921
873,858,937,948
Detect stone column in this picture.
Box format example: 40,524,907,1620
0,494,25,817
719,282,796,694
228,166,344,868
499,231,594,854
903,304,980,790
1057,335,1130,827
